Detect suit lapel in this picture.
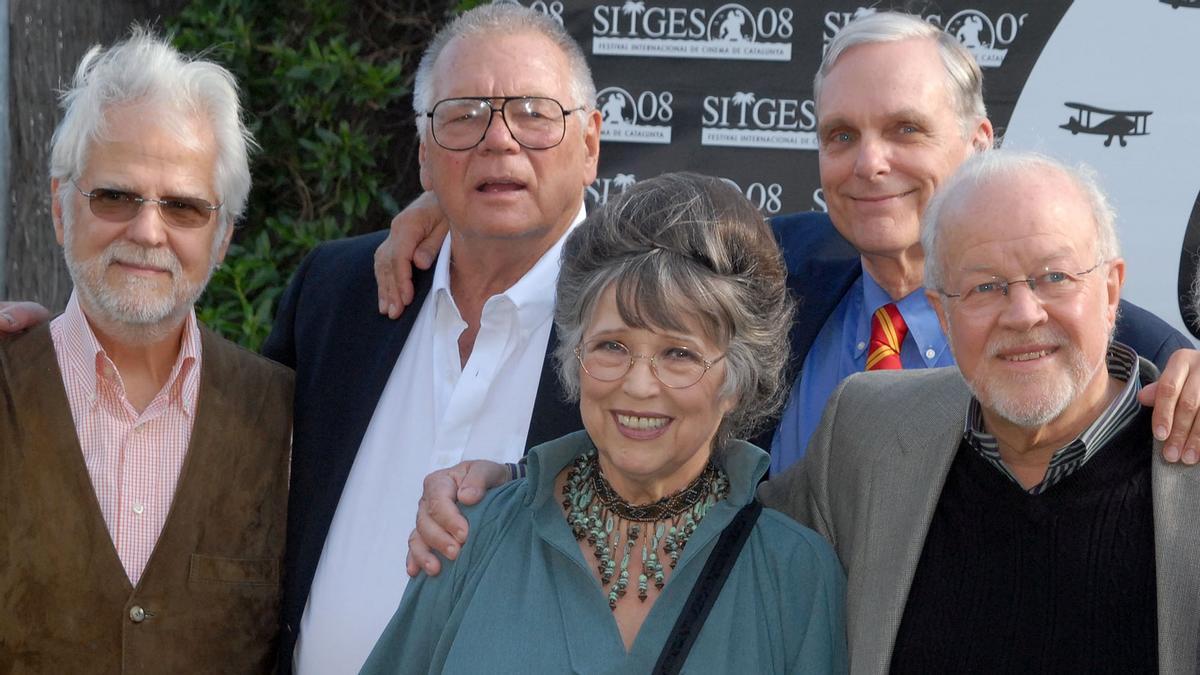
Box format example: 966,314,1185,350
288,262,435,629
1152,451,1200,673
852,373,968,674
524,323,583,450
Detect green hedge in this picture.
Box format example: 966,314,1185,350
169,0,470,349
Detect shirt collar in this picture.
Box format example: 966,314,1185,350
52,290,202,415
855,264,949,366
430,204,586,336
963,341,1142,494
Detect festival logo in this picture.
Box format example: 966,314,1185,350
586,173,639,208
1059,102,1152,147
719,176,787,214
592,2,793,61
596,87,673,144
700,91,818,150
822,7,1025,68
490,0,565,24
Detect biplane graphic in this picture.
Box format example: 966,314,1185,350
1059,102,1152,147
1161,0,1200,8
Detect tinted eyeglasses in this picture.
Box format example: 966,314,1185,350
73,181,222,229
423,96,586,151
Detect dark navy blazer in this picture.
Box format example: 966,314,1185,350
261,230,581,673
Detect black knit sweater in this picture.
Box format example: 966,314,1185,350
889,408,1157,674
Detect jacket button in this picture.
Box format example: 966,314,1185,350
129,606,146,623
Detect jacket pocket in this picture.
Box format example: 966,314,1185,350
188,553,280,586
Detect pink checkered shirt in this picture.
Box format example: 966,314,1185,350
49,292,201,587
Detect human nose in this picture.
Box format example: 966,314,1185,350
122,200,169,247
853,135,890,179
997,280,1047,330
622,354,662,397
477,105,520,153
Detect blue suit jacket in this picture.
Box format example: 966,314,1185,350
261,231,582,673
750,211,1194,450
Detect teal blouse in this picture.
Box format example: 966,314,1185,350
361,431,847,674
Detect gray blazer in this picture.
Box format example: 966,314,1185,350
760,364,1200,675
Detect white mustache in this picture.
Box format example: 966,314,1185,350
103,242,180,275
984,327,1069,358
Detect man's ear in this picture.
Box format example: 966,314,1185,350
51,178,66,245
928,288,950,335
214,220,234,266
418,139,432,192
580,109,602,186
1105,257,1126,325
971,117,995,153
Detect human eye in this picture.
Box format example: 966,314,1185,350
823,129,854,145
437,100,483,124
1041,270,1070,284
91,188,137,204
588,339,627,355
662,346,704,364
971,281,1001,296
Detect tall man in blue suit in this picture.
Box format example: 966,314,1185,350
375,12,1192,477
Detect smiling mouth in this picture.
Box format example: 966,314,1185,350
113,260,170,274
999,348,1056,362
851,189,917,203
616,414,669,430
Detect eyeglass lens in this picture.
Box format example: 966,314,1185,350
431,97,569,150
86,188,217,229
578,339,711,388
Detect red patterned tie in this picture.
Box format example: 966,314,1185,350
866,303,908,371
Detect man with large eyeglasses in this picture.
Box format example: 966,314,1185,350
258,5,602,673
760,149,1200,673
0,30,292,673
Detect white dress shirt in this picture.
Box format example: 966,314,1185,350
295,208,584,675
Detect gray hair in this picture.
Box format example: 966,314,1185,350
49,26,254,238
554,172,794,448
815,11,987,138
412,4,596,137
921,150,1121,291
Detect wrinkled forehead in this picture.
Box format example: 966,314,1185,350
940,174,1099,274
431,30,571,101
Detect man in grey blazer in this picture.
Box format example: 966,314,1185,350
762,149,1200,673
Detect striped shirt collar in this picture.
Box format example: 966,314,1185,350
963,341,1141,495
50,291,203,416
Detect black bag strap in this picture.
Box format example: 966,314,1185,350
652,500,763,675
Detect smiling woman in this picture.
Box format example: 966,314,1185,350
361,172,848,674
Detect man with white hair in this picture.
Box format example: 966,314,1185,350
260,5,601,673
376,12,1197,475
762,149,1200,672
0,30,292,672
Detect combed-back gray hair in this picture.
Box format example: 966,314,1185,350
921,150,1121,292
554,172,794,448
412,4,596,137
815,11,987,138
49,26,254,237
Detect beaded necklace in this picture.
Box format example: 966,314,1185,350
562,449,729,610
